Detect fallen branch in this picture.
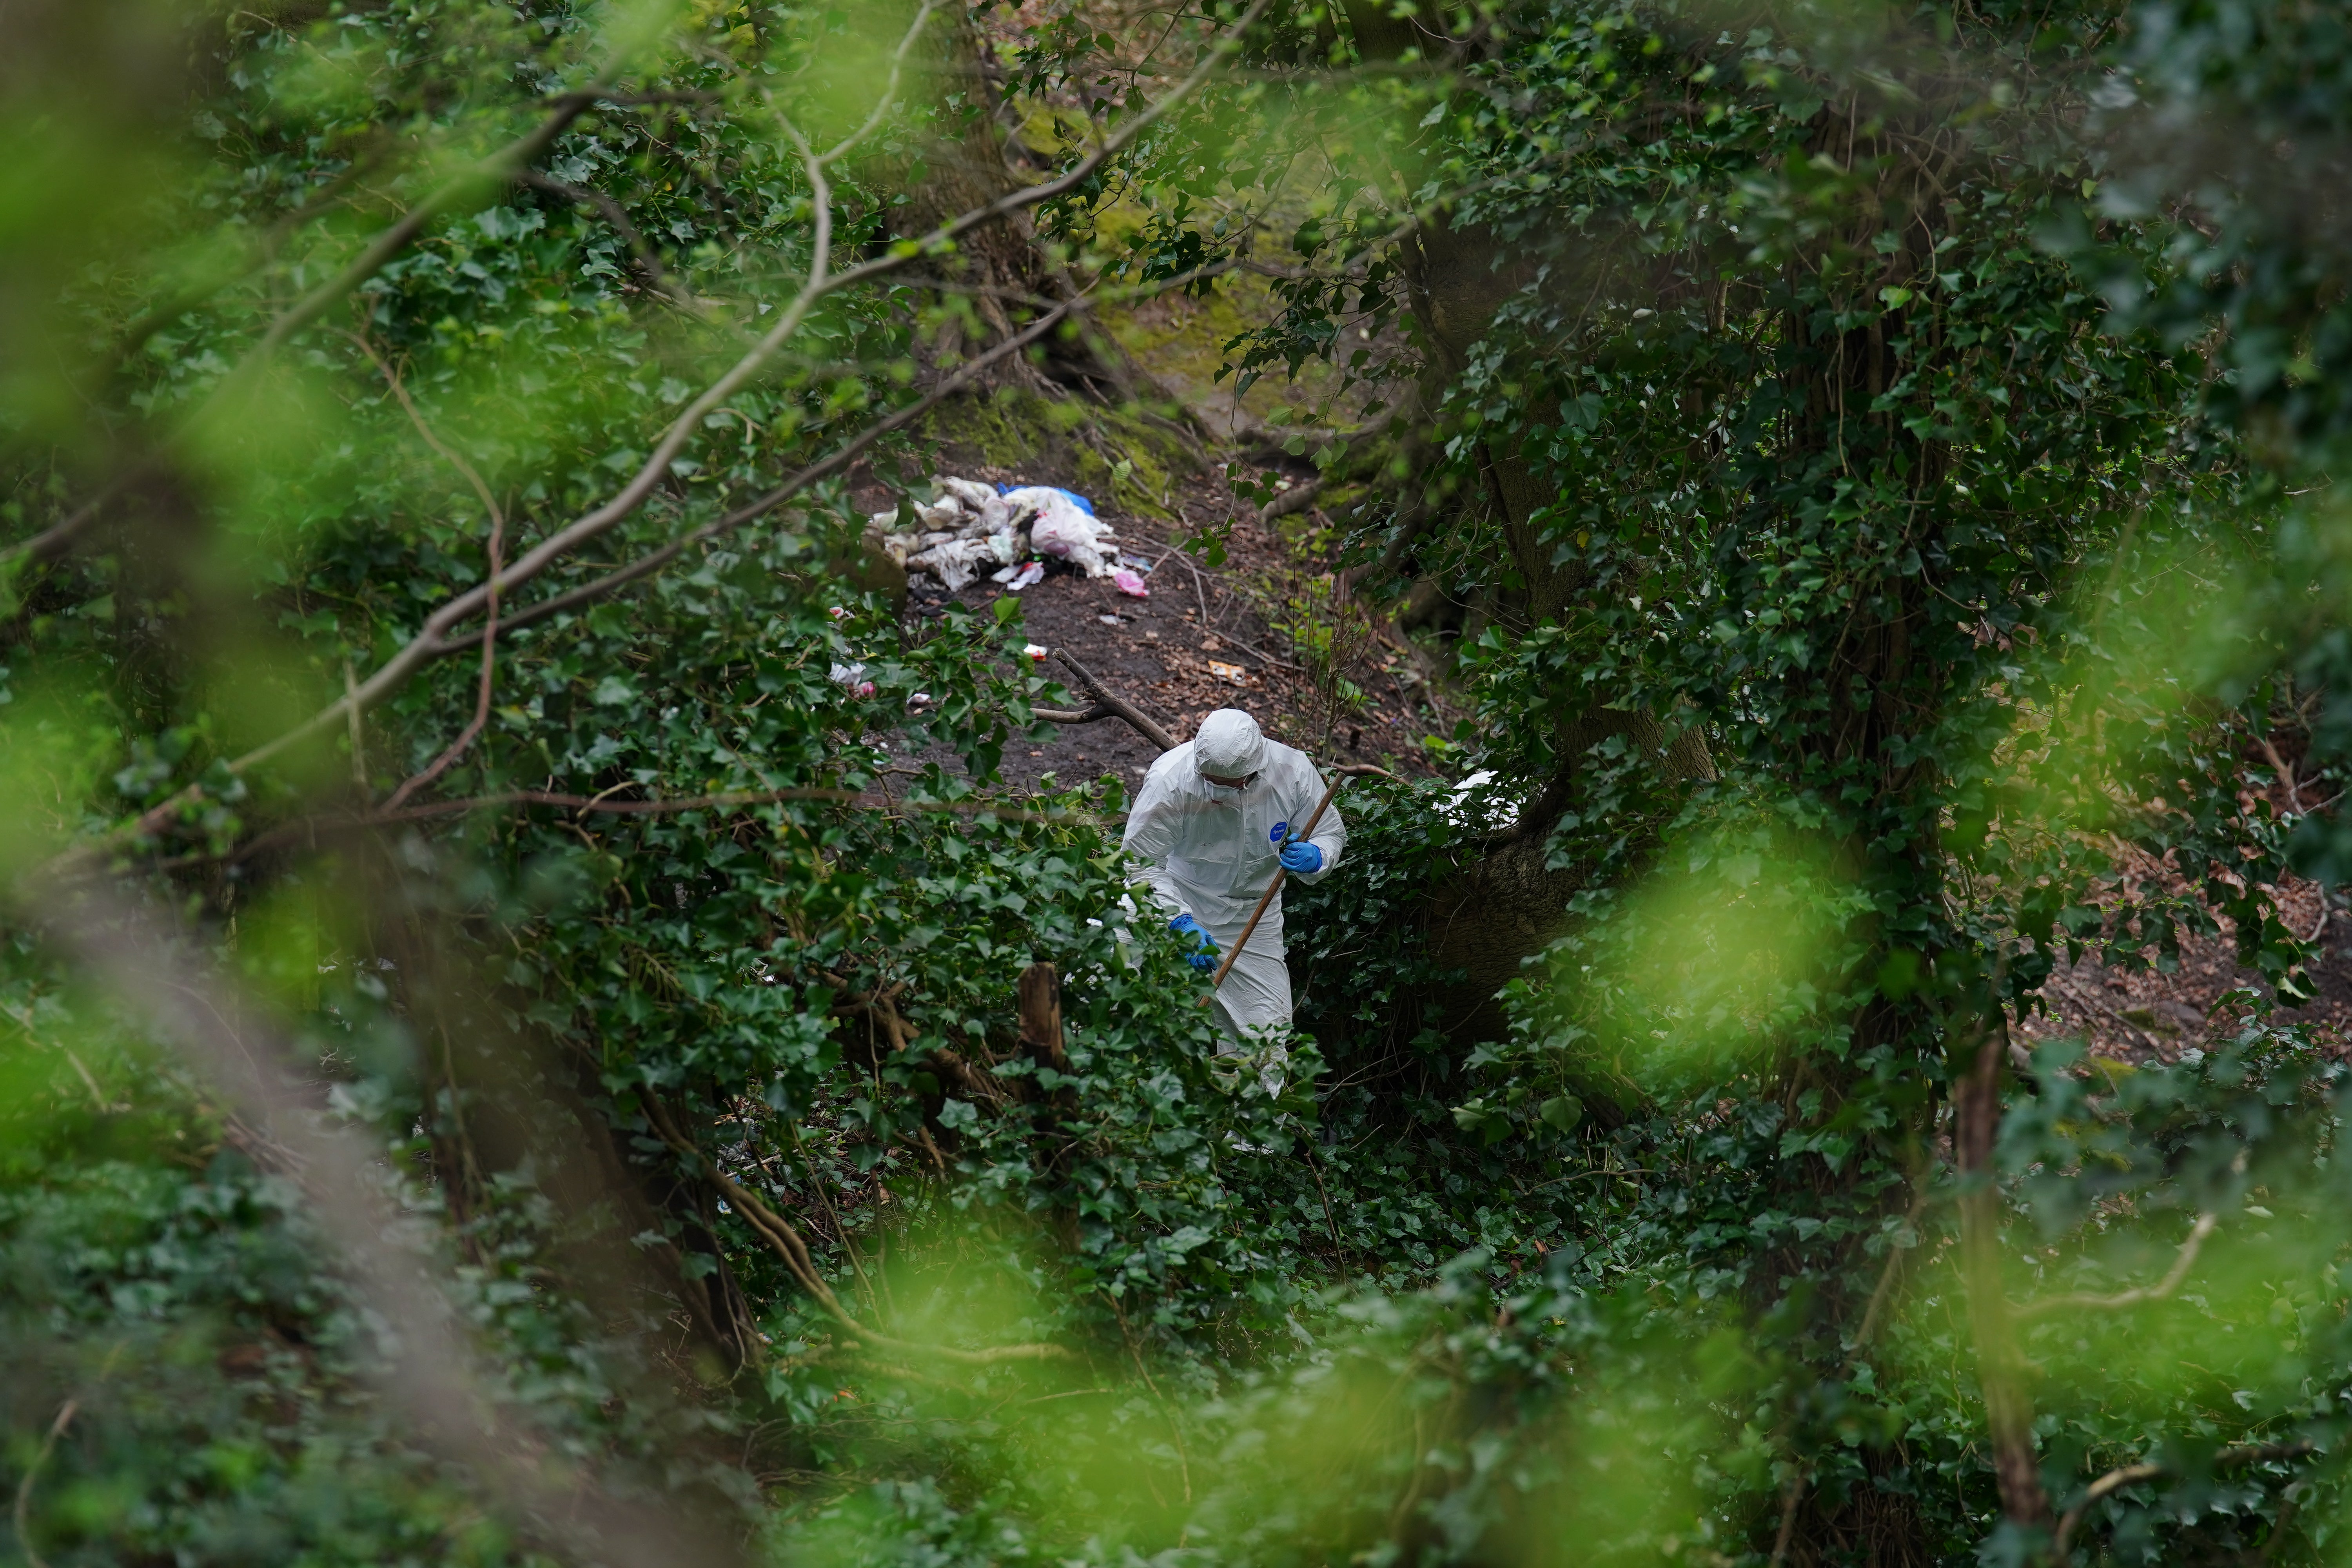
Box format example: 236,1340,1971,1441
2013,1212,2218,1321
1257,474,1325,523
2045,971,2169,1055
1034,702,1118,725
2054,1440,2312,1559
1053,651,1178,752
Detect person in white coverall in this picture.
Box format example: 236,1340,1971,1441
1121,708,1346,1044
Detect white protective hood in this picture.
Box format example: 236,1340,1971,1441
1121,722,1344,946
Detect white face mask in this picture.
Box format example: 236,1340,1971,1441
1203,780,1246,804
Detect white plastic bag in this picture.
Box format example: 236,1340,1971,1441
1003,485,1118,577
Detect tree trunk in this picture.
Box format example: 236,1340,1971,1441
896,10,1147,400
1954,1009,2053,1535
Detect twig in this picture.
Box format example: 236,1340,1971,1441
1054,651,1178,752
520,169,699,311
1853,1179,1933,1349
2260,737,2305,814
784,1118,877,1313
1954,993,2052,1530
640,1096,1072,1365
1206,627,1300,672
2054,1441,2312,1559
345,332,507,813
2046,971,2168,1054
439,295,1081,648
341,661,367,791
1768,1467,1806,1567
2014,1212,2218,1321
11,1399,77,1568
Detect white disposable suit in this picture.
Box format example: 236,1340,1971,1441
1121,710,1345,1042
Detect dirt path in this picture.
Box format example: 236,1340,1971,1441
867,457,1447,794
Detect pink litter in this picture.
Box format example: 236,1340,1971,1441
1112,568,1150,598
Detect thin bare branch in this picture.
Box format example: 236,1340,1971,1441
11,1399,78,1568
2013,1212,2219,1321
639,1094,1075,1365
54,4,1270,862
344,333,508,813
452,294,1080,646
2054,1440,2311,1559
819,0,941,165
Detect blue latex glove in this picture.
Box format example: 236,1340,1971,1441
1169,912,1218,972
1278,839,1323,874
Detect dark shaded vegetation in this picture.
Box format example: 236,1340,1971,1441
9,2,2352,1564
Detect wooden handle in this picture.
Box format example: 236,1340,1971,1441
1209,772,1344,990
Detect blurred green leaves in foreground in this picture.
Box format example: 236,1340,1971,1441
12,0,2352,1565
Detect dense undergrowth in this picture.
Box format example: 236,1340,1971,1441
13,1,2352,1566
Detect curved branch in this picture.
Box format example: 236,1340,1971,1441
1053,652,1178,752
640,1094,1073,1365
345,332,506,812
519,169,698,310
433,293,1081,651
2054,1440,2311,1559
2014,1212,2218,1321
52,4,1270,866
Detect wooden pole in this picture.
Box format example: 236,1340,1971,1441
1209,774,1344,990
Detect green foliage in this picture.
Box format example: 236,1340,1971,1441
14,1,2352,1566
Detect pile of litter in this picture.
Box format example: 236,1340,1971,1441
869,478,1123,591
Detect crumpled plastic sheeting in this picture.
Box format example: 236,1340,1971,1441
1004,485,1119,578
867,477,1116,590
913,537,998,591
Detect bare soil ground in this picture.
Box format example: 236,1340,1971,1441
2015,847,2352,1062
